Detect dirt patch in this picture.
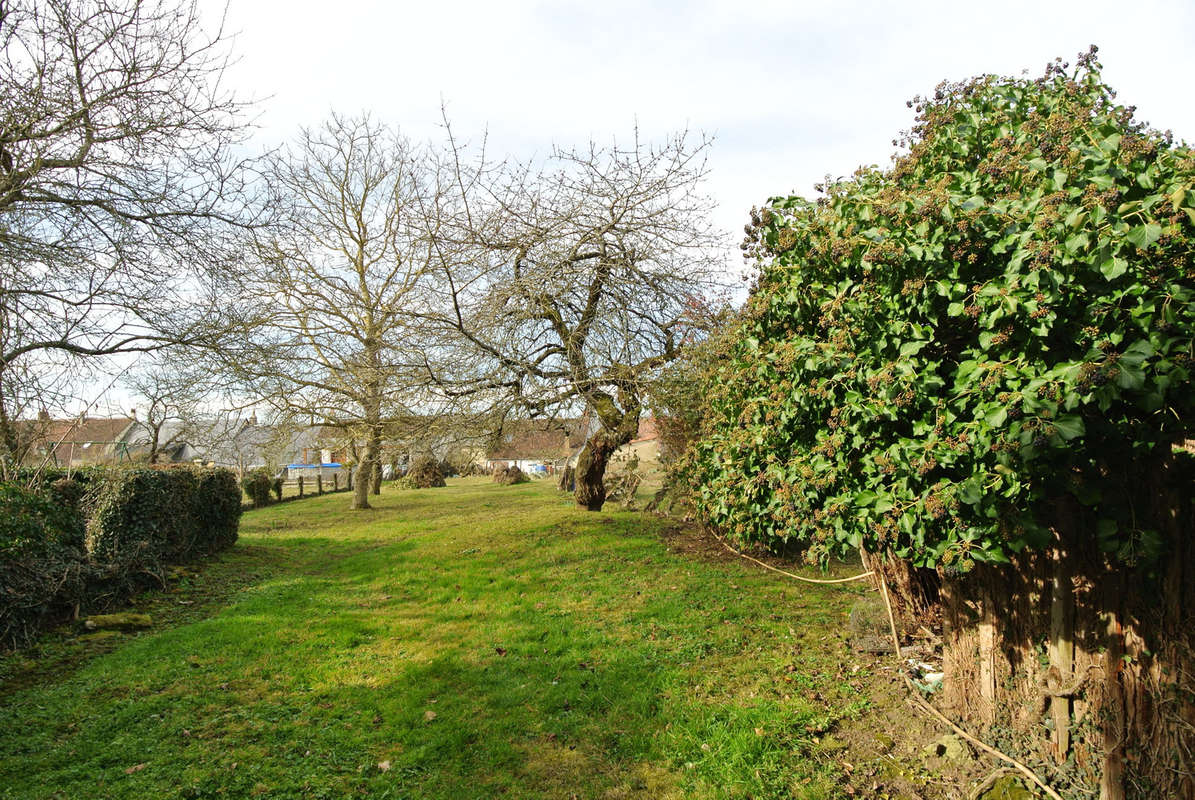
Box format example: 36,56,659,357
656,521,731,563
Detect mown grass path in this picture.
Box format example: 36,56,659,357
0,478,884,799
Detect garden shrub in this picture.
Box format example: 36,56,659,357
1,466,242,650
688,48,1195,795
0,483,89,648
193,469,241,553
86,466,241,564
241,468,273,508
0,482,81,558
693,48,1195,570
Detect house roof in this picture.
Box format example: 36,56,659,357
486,418,590,461
30,417,135,464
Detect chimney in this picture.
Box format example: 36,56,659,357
37,408,50,422
249,411,258,426
130,408,137,421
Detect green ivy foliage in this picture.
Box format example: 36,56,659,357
1,466,240,648
86,466,241,564
691,49,1195,570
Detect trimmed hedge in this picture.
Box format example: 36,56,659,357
86,467,241,563
1,466,241,650
240,468,273,508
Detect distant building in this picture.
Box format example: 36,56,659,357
115,418,202,464
483,415,660,475
27,416,136,467
484,417,593,475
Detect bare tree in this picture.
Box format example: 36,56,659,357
0,0,258,468
122,355,223,463
430,129,727,510
237,114,445,510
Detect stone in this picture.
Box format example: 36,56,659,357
977,775,1034,799
83,613,152,631
921,733,970,763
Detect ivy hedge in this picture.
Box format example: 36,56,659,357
689,48,1195,570
0,466,241,649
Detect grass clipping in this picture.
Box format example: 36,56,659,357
493,466,530,485
397,457,446,489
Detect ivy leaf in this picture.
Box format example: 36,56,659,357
1125,224,1162,249
1115,363,1146,390
1099,255,1128,280
957,478,984,505
1065,232,1090,254
1053,415,1085,441
899,340,928,357
1119,340,1154,367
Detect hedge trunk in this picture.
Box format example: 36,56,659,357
882,462,1195,800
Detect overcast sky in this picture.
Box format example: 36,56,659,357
208,0,1195,252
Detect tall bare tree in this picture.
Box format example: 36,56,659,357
429,129,727,510
0,0,258,468
238,114,444,510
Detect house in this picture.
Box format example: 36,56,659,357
484,417,593,475
26,415,137,467
114,418,202,464
614,417,660,465
200,416,351,481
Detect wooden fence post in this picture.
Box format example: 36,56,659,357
317,474,323,495
333,473,339,492
298,476,304,497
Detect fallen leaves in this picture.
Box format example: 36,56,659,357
124,763,146,775
423,710,437,722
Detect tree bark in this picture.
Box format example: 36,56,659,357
574,435,616,510
573,393,644,511
352,459,372,509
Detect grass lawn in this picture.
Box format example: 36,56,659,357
0,478,938,799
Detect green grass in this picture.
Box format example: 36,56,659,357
0,478,882,800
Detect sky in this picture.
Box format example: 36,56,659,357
92,0,1195,416
207,0,1195,255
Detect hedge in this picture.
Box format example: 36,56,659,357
241,468,273,508
0,466,241,650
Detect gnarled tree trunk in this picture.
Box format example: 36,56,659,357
574,434,618,510
573,393,643,511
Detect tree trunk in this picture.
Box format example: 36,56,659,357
574,436,616,510
370,459,382,495
557,465,576,493
352,460,372,509
572,393,645,511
